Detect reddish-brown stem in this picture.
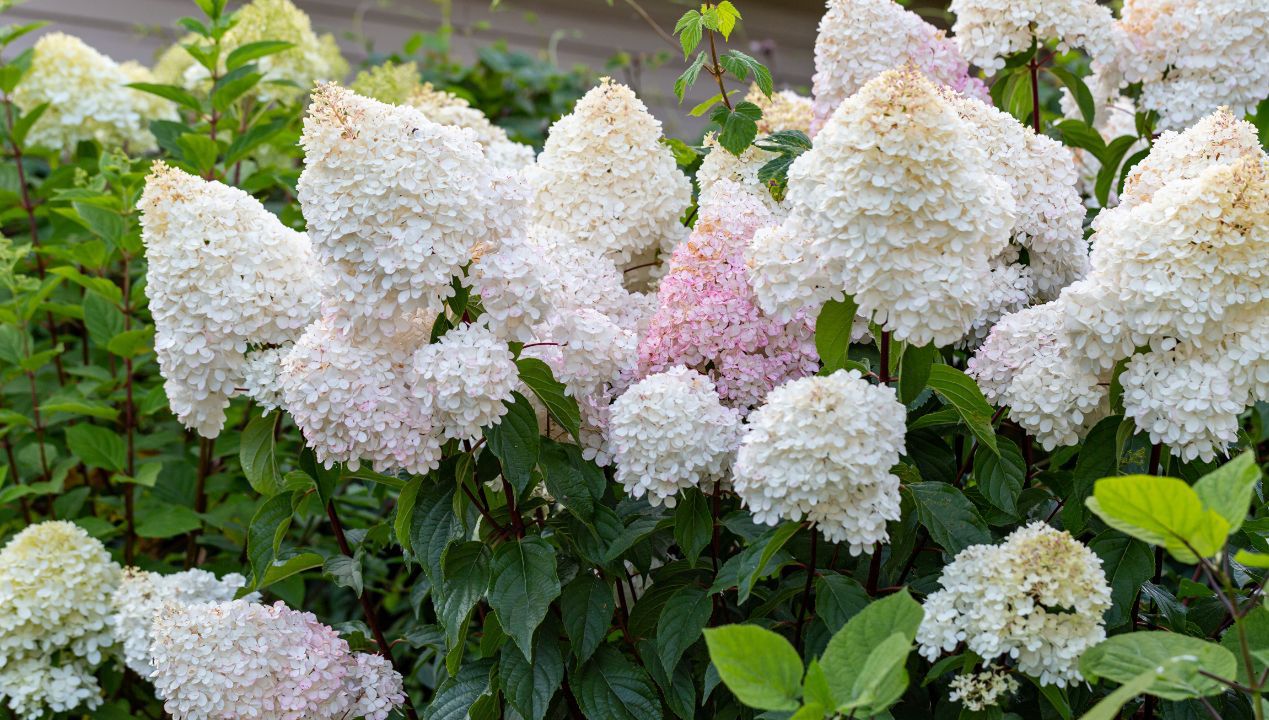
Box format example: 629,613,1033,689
184,436,215,568
711,479,722,574
878,330,892,384
866,542,883,595
460,483,507,534
705,30,733,111
2,434,32,524
793,529,818,653
325,499,419,720
503,479,526,538
1028,54,1043,134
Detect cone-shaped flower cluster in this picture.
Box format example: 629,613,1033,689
918,522,1111,687
138,162,321,438
610,367,743,507
0,522,120,719
1113,0,1268,130
411,322,519,443
12,33,175,151
637,181,816,409
149,600,404,720
809,0,988,135
733,370,906,553
936,87,1089,342
406,83,536,172
525,78,691,263
975,109,1267,460
746,84,814,136
749,66,1015,347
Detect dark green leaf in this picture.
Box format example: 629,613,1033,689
422,658,494,720
409,481,463,583
720,49,772,97
674,488,713,567
657,585,712,673
516,358,579,440
560,573,615,664
815,296,859,372
248,493,293,584
906,482,992,555
1056,119,1107,157
1090,531,1152,628
973,436,1025,514
1047,67,1096,125
483,391,540,496
65,424,125,472
136,505,203,538
224,40,294,71
126,82,202,112
488,536,560,661
538,439,603,520
575,646,664,720
709,101,762,156
500,620,564,720
898,343,936,405
814,574,868,633
437,541,492,644
927,364,999,456
324,552,363,596
239,412,280,496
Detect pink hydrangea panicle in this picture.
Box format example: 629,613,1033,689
636,181,817,410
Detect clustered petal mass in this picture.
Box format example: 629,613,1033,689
733,370,905,553
297,83,513,339
746,84,814,136
525,78,691,263
749,66,1015,347
971,108,1267,459
948,666,1020,711
809,0,988,136
950,0,1121,72
406,82,536,172
1113,0,1269,130
12,33,175,151
918,522,1112,687
138,162,321,438
0,522,120,719
111,568,254,678
637,181,816,409
609,367,743,507
149,600,404,720
936,87,1089,342
411,322,519,443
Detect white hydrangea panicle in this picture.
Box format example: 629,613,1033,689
1116,0,1269,130
609,367,743,507
1120,340,1249,462
139,162,321,438
406,82,536,172
968,300,1109,449
917,522,1112,687
410,322,518,442
148,600,404,720
809,0,988,135
746,84,814,135
298,84,516,340
467,230,553,344
110,568,254,678
280,314,442,474
0,522,121,719
12,33,173,151
528,307,639,400
240,346,290,413
949,0,1121,73
948,666,1020,711
525,78,691,263
1118,107,1264,208
937,87,1089,305
752,66,1015,347
733,370,905,553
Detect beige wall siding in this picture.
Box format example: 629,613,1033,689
6,0,828,136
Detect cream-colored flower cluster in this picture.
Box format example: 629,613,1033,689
950,0,1121,72
525,78,691,264
974,109,1267,460
0,522,120,719
748,66,1015,347
138,162,321,438
12,33,174,151
733,370,906,553
610,367,743,507
149,600,403,720
809,0,988,135
918,522,1112,687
